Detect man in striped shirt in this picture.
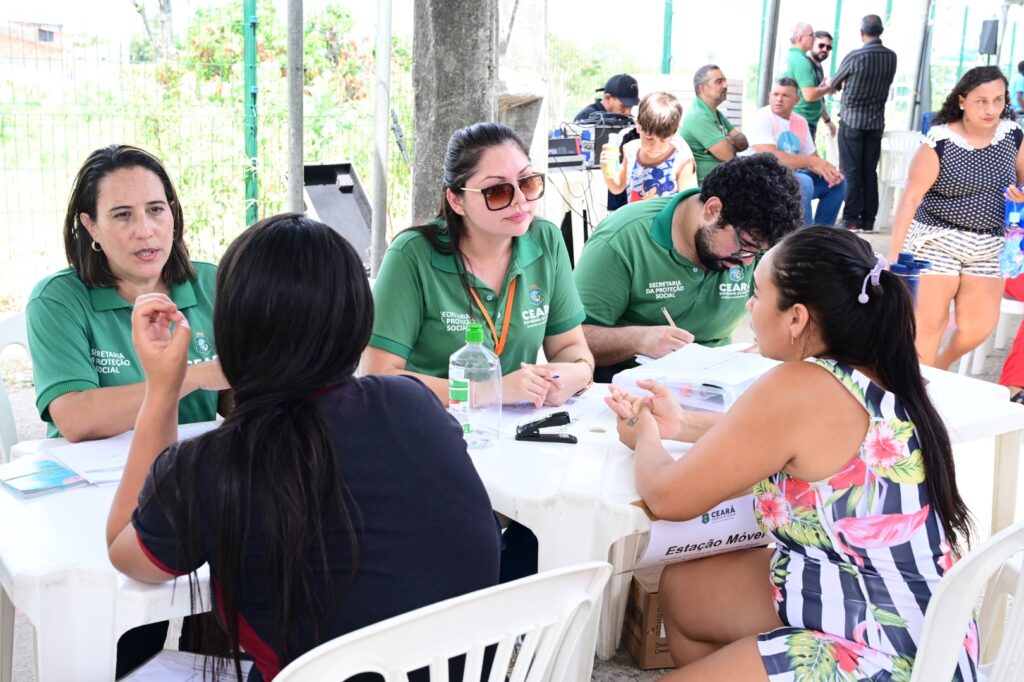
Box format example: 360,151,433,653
822,14,897,232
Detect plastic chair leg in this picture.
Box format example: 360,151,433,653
0,588,13,682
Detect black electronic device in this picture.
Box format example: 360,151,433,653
980,19,999,55
515,411,578,444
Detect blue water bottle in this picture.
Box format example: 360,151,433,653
890,252,931,305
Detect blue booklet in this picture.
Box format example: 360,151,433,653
0,457,88,498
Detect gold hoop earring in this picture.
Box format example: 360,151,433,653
91,240,102,252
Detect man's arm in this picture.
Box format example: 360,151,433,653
828,55,854,92
726,128,748,151
752,145,844,186
801,84,831,103
1016,90,1024,113
583,324,695,367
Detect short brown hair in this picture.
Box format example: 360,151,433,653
63,145,195,289
636,91,683,139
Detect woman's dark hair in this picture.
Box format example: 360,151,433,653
63,144,195,288
700,154,804,246
933,66,1012,125
771,227,973,552
151,214,373,676
407,121,530,313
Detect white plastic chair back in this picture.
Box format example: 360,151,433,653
878,131,927,228
0,312,28,463
275,561,612,682
910,521,1024,681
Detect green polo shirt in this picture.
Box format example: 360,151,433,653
27,262,220,438
785,47,823,125
369,218,585,378
574,188,754,348
679,97,736,183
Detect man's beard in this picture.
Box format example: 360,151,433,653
694,223,744,272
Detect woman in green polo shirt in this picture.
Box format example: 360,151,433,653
26,144,231,674
364,122,594,407
27,145,229,444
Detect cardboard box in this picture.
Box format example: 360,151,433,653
622,566,675,670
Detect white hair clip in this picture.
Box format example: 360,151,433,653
858,254,888,304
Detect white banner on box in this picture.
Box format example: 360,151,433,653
631,494,769,570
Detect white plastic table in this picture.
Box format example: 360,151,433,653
2,365,1023,681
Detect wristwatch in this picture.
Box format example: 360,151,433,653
573,357,595,396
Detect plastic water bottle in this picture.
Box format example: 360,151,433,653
891,252,932,305
602,132,621,180
448,322,502,449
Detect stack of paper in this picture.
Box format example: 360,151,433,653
613,344,779,412
49,421,220,485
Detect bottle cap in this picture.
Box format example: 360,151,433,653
466,322,484,343
607,132,620,147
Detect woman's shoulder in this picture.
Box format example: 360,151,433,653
526,216,564,248
28,268,87,303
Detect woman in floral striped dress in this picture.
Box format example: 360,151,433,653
608,227,977,681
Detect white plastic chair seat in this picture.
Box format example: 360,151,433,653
275,562,612,682
910,521,1024,680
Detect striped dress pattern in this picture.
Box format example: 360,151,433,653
754,359,978,682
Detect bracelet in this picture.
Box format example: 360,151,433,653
573,357,595,396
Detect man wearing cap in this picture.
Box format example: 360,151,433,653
574,74,639,122
575,74,641,211
679,65,749,183
574,154,803,382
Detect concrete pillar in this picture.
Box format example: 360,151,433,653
411,0,499,223
497,0,548,168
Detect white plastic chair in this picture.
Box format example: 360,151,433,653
877,131,927,229
910,521,1024,681
957,297,1024,377
275,561,612,682
0,312,28,463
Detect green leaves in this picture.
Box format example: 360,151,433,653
785,630,840,682
876,449,925,485
869,604,909,629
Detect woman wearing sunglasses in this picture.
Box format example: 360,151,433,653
364,122,594,408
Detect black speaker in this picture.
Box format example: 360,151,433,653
980,19,999,55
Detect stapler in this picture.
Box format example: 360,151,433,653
515,411,578,444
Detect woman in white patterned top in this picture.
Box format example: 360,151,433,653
889,66,1024,370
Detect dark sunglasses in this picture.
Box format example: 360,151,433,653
816,43,833,51
462,173,546,211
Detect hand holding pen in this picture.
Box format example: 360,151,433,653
638,306,695,359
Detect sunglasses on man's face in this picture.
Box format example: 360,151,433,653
816,43,833,51
461,173,546,211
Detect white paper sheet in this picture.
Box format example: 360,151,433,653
48,422,220,484
122,650,252,681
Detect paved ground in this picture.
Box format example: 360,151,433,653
2,229,1016,680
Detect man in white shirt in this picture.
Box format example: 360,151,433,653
747,77,847,226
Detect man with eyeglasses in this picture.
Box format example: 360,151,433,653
808,31,837,137
574,154,803,381
783,23,833,142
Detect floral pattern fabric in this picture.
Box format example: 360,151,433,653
754,359,978,681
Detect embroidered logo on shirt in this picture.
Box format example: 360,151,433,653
193,332,212,356
528,284,545,306
91,348,131,375
521,304,549,329
441,310,471,333
728,266,744,282
644,280,685,300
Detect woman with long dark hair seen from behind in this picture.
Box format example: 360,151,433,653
105,215,500,680
889,66,1024,369
608,228,977,680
